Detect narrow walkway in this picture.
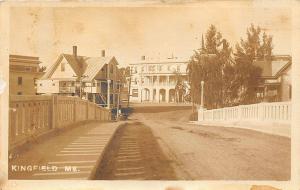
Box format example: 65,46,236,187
8,121,122,180
95,122,176,180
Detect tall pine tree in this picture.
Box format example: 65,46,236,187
234,24,273,104
187,25,232,109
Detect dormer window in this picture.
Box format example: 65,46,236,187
61,62,65,72
110,65,113,73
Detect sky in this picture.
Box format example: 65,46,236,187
10,1,292,68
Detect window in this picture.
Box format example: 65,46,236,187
289,85,292,99
34,78,37,86
132,89,138,97
39,83,43,86
177,65,180,72
52,83,55,86
17,92,22,95
18,77,22,85
148,65,155,72
141,66,144,72
61,62,65,72
158,65,163,71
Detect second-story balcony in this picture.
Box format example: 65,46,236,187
83,86,101,93
141,81,177,87
59,86,76,93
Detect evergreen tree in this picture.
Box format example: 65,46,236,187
234,24,273,104
187,25,232,109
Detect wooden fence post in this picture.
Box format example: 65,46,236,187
51,95,57,129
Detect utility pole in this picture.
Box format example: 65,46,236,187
116,82,121,119
192,85,195,118
107,62,111,109
201,80,205,108
127,67,132,108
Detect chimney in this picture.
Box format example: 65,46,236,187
141,55,146,60
102,50,105,57
73,46,77,57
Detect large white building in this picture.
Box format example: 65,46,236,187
129,56,189,103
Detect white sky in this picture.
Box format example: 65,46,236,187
10,1,292,68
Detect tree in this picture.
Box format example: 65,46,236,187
117,66,130,84
173,71,186,103
234,24,273,104
187,25,232,109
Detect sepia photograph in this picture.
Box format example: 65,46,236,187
6,1,293,182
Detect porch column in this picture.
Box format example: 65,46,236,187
264,85,268,102
166,88,170,103
156,89,160,103
153,89,156,102
140,88,143,102
113,89,115,107
149,88,153,102
107,80,111,109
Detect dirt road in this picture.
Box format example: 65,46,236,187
130,106,290,180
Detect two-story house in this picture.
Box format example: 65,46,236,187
9,54,45,95
129,56,189,103
37,46,121,108
254,55,292,102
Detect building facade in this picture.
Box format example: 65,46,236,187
9,54,44,95
129,56,189,103
37,46,121,108
254,55,292,102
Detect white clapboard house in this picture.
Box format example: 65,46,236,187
37,46,121,108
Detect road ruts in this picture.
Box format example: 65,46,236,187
94,122,177,180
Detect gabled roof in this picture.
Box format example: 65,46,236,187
41,54,118,81
273,60,291,78
254,55,292,79
272,60,290,77
63,54,87,77
82,56,116,82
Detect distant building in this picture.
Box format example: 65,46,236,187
254,55,292,102
37,46,121,108
129,56,189,103
9,54,45,95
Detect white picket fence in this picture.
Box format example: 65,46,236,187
199,101,291,124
